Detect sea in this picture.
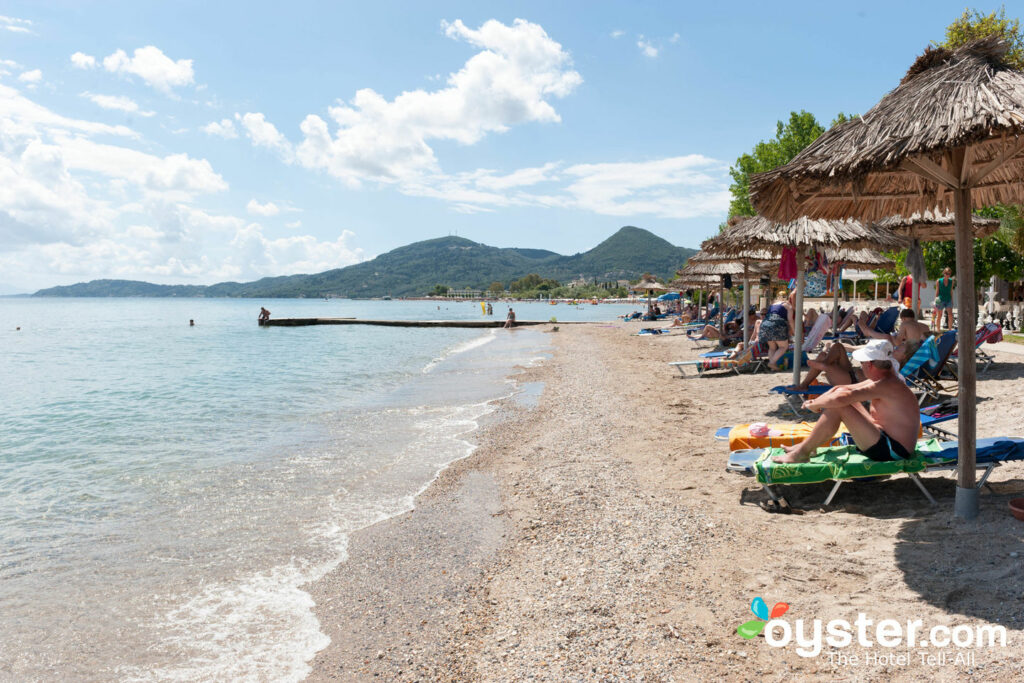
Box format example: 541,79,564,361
0,297,635,681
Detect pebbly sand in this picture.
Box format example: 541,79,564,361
306,323,1024,681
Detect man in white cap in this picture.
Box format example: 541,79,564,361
773,339,920,464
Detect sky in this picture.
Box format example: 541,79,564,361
0,0,993,292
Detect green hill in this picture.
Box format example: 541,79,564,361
33,227,697,298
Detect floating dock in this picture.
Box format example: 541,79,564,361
262,318,577,328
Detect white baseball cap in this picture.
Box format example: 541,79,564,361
852,339,896,365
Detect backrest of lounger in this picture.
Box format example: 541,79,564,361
923,330,958,378
874,307,900,334
901,336,938,379
802,314,831,351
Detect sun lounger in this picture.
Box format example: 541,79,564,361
906,330,958,405
772,335,941,415
952,322,1002,372
713,423,847,450
669,345,764,377
715,402,957,452
726,437,1024,506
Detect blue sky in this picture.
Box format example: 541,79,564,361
0,1,993,290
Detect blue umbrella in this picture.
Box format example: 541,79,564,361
657,292,680,301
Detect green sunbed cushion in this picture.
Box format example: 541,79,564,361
755,439,944,485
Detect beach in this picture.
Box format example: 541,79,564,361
307,322,1024,681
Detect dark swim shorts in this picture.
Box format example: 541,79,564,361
862,430,913,462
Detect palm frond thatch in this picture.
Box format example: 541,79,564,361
700,216,906,256
633,278,668,291
874,209,1000,241
826,248,895,270
750,37,1024,222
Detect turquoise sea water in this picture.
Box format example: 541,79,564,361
0,298,632,681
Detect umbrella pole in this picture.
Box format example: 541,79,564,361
718,276,725,341
832,265,840,337
954,186,978,519
743,265,750,347
793,249,806,386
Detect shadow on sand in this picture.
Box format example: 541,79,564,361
738,469,1024,622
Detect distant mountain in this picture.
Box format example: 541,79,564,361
33,226,697,298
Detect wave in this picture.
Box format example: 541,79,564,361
422,329,497,373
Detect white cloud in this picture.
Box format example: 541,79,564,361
610,30,624,39
0,81,363,289
18,69,41,83
285,220,302,229
246,199,280,216
229,223,364,277
397,155,730,220
82,92,155,117
102,46,195,93
238,112,293,160
670,32,681,43
472,162,560,191
0,83,136,138
637,37,658,58
561,155,730,218
71,52,97,69
1,15,33,34
201,118,237,138
242,18,582,187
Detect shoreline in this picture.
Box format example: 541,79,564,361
306,323,1024,681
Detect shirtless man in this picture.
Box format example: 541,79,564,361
773,340,921,463
862,308,929,364
796,308,929,390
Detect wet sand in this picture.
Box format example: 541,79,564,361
307,323,1024,681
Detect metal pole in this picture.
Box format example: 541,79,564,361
954,186,978,519
792,249,806,386
832,264,841,337
743,264,750,347
718,276,725,341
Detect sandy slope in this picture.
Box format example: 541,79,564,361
308,323,1024,681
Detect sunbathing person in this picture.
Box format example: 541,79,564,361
836,307,858,332
691,320,741,341
791,340,861,391
853,307,885,335
861,308,929,364
803,307,819,332
773,340,921,463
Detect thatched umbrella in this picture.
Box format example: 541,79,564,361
678,258,767,342
822,248,896,334
669,272,717,322
702,216,905,384
686,249,774,348
632,277,668,310
874,211,1000,315
748,37,1024,518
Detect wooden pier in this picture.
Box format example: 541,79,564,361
261,318,577,328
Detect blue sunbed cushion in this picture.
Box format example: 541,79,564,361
714,426,732,441
771,384,830,395
927,437,1024,465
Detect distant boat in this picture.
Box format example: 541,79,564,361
383,295,392,300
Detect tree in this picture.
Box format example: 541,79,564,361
432,284,449,295
937,6,1024,69
727,111,827,217
488,281,505,295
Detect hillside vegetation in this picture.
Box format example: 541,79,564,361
34,226,696,298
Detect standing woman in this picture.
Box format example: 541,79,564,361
933,267,955,330
759,289,794,371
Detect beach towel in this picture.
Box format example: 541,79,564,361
726,422,844,450
753,439,942,486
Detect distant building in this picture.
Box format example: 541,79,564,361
447,288,483,299
567,276,589,289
